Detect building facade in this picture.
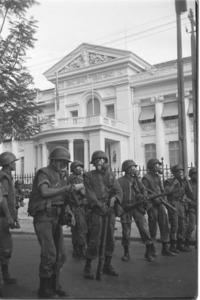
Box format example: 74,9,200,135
0,43,194,174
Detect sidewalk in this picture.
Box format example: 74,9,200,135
12,199,141,240
13,199,196,243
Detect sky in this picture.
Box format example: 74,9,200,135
25,0,196,90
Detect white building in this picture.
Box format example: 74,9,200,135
0,43,194,174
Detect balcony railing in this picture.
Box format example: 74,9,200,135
40,115,128,132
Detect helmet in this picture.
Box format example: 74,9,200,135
122,160,137,172
147,158,162,169
70,160,84,172
49,147,71,162
189,167,197,177
0,152,19,166
90,150,108,164
171,164,184,174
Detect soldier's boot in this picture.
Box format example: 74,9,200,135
161,242,175,256
176,239,190,252
51,274,69,297
38,277,57,298
144,244,154,262
150,244,158,257
1,264,17,285
121,246,130,261
103,256,119,276
169,239,179,253
184,239,192,252
84,259,94,280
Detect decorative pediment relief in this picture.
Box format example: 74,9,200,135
59,50,117,73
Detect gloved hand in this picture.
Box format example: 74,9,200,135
100,203,109,215
110,196,116,207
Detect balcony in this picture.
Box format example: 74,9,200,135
40,115,128,132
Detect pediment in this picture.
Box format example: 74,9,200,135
44,43,133,77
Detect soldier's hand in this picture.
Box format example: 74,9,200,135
100,203,109,215
71,214,76,226
110,196,116,207
74,183,84,191
153,198,162,205
7,216,15,228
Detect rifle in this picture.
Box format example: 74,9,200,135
96,212,109,281
124,192,177,212
146,189,177,212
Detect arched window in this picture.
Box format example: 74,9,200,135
87,97,100,116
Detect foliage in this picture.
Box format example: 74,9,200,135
0,0,41,142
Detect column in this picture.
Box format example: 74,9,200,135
68,139,74,162
133,99,142,165
0,143,3,153
84,139,89,171
153,96,165,161
185,92,193,165
41,143,48,167
34,145,38,171
37,144,42,169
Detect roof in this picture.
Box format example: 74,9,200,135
153,56,191,69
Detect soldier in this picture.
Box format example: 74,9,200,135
83,150,123,280
184,167,197,250
68,160,88,259
142,158,175,257
0,152,19,285
28,146,81,298
118,159,154,262
164,164,194,252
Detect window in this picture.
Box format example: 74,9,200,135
145,144,156,165
169,141,179,166
87,98,100,116
162,102,178,120
106,105,115,119
71,110,78,117
139,106,155,123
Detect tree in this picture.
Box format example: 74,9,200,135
0,0,41,142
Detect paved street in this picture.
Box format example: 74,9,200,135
2,234,198,300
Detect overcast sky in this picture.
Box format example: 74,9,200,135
26,0,196,90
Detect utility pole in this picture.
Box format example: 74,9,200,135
188,8,197,167
175,0,188,175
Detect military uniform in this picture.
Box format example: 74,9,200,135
164,164,192,252
28,146,73,298
68,161,88,259
83,150,123,280
118,160,154,262
142,158,174,257
0,152,18,285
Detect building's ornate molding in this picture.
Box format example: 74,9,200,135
59,50,117,73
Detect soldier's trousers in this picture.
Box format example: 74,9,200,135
121,208,152,247
71,207,88,247
147,204,170,243
85,209,115,260
34,209,66,279
168,201,185,240
0,217,13,265
184,210,196,241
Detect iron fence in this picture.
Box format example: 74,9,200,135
13,163,195,193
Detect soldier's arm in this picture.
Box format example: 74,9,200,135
0,184,14,226
111,177,123,204
1,177,17,220
83,173,101,208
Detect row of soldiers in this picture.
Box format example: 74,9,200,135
0,148,197,298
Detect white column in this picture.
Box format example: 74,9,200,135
68,139,74,162
154,97,165,161
84,139,89,171
133,99,142,165
0,143,3,153
38,144,42,169
41,143,48,167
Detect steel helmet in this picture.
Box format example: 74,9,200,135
90,150,108,164
70,160,84,172
189,167,197,177
0,152,19,166
49,146,71,162
122,160,138,172
171,164,184,174
147,158,162,169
